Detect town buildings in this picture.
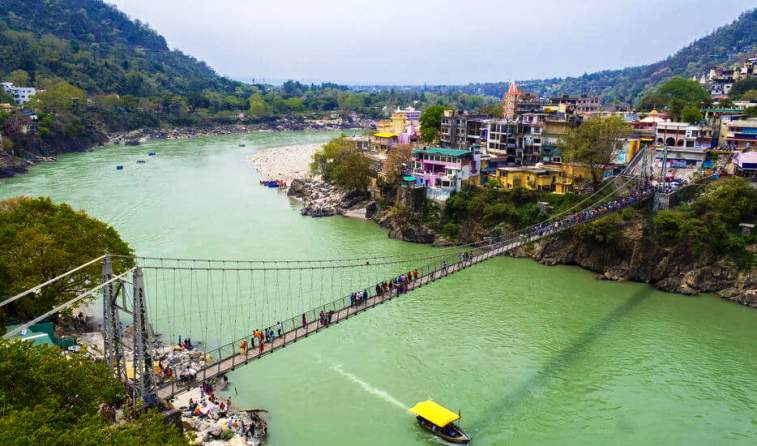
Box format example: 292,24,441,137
733,151,757,178
720,118,757,150
410,147,481,200
1,82,36,105
439,110,487,149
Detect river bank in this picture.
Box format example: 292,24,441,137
0,119,365,179
247,145,755,307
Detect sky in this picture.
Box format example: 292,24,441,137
109,0,757,85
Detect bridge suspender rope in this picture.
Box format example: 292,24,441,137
3,147,655,404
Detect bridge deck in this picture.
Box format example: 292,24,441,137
156,236,523,400
156,190,651,400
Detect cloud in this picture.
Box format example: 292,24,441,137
109,0,757,85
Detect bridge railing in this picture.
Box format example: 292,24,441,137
157,185,655,398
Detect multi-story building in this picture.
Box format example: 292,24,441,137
410,147,481,200
495,166,562,193
655,122,711,149
549,95,600,115
720,118,757,150
485,114,544,165
734,151,757,178
439,110,487,149
1,82,36,105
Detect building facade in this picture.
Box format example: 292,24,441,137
721,118,757,150
439,110,487,149
655,122,711,149
1,82,36,105
411,148,480,200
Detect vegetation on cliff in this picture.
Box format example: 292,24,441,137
651,177,756,269
310,137,372,192
0,339,188,446
0,197,133,330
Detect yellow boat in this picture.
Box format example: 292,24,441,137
409,400,470,444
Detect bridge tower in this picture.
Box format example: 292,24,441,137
102,256,160,410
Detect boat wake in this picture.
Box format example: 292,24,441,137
329,363,408,411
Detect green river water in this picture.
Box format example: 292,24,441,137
1,131,755,445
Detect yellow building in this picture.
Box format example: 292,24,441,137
495,167,562,193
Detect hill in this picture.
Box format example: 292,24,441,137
419,9,757,103
0,0,243,96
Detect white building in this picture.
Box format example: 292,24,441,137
1,82,37,105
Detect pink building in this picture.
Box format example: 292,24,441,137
411,148,480,199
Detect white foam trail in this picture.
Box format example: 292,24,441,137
330,363,408,410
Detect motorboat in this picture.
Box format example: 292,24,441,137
409,400,470,444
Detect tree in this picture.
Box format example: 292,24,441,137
247,93,272,118
558,116,632,191
6,69,30,86
638,77,709,120
681,105,703,124
729,77,757,99
477,102,503,118
29,81,86,114
740,90,757,101
420,105,446,143
310,137,371,191
0,339,188,446
383,144,413,182
0,197,134,323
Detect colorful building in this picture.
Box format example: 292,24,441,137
495,166,562,193
411,147,480,200
721,118,757,150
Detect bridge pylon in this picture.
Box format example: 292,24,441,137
102,257,161,410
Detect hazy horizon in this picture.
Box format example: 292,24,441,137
110,0,757,86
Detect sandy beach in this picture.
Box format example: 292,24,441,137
248,143,323,183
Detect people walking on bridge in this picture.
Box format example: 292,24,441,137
276,321,283,337
442,259,448,275
240,339,247,355
413,269,418,281
302,312,307,329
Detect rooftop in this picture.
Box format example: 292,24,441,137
412,148,473,158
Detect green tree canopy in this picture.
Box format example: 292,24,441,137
681,104,703,124
0,339,188,446
558,115,632,191
638,77,710,120
729,77,757,99
739,89,757,101
420,105,447,143
30,80,86,114
311,137,371,191
5,69,29,86
0,197,133,324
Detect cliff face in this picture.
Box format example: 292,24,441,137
526,218,757,308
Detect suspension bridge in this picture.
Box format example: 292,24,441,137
2,147,659,410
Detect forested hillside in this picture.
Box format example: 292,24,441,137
422,9,757,103
0,0,243,96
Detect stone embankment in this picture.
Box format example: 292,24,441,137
287,178,375,219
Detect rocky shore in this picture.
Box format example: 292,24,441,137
524,219,757,308
286,178,376,218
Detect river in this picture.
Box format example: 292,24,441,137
1,131,755,446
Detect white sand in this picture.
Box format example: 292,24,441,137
248,143,323,183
